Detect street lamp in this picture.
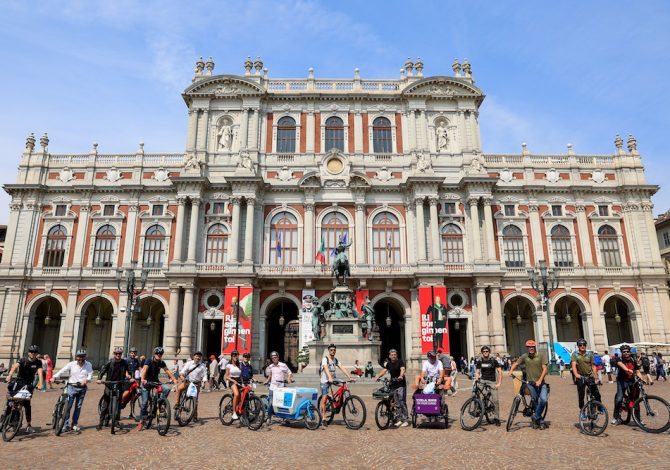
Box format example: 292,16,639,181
527,259,560,375
116,262,148,354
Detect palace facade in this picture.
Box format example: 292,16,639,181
1,57,668,369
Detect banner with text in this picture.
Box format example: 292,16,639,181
356,289,369,318
222,286,253,355
300,289,316,348
418,286,449,354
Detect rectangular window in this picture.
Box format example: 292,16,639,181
103,204,115,216
152,205,164,216
55,204,67,216
444,202,456,215
664,232,670,247
212,202,226,215
598,205,609,217
504,205,515,217
551,205,562,217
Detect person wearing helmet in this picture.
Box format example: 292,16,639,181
413,350,444,392
509,340,549,430
264,351,293,425
570,339,602,414
475,346,502,425
97,346,134,429
611,344,645,425
175,352,207,421
138,346,177,430
51,350,93,432
4,345,44,433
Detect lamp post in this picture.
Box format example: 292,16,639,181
527,259,560,375
116,262,148,354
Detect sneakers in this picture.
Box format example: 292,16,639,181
530,417,539,430
72,425,81,432
136,422,144,431
538,421,547,430
400,421,409,427
580,411,587,420
611,418,621,426
232,412,239,420
25,426,36,434
394,420,403,427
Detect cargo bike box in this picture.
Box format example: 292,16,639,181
272,387,319,415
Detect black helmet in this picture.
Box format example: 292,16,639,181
620,344,631,352
243,352,251,358
28,345,39,353
576,338,587,346
427,351,436,358
129,347,138,353
153,346,165,355
231,350,239,356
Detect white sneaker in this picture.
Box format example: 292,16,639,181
400,421,409,427
232,412,239,420
72,425,81,432
394,420,403,426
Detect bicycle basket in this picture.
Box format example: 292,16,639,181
372,387,391,399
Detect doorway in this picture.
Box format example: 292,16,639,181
373,299,405,365
203,319,223,359
266,300,299,370
448,318,468,363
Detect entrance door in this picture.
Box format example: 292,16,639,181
266,300,299,369
448,318,468,364
373,300,404,365
284,320,300,371
203,319,222,359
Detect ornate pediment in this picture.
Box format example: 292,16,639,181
183,75,265,98
402,77,484,101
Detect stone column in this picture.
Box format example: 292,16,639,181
243,198,256,264
196,109,209,151
180,286,196,354
186,109,198,151
642,202,663,263
304,202,314,265
164,286,181,357
56,287,79,363
583,311,596,351
249,109,260,150
122,203,139,266
72,204,91,267
404,200,416,264
407,110,417,151
429,198,441,262
489,287,505,353
353,111,363,153
528,205,545,263
0,203,21,266
468,199,482,261
173,197,186,263
474,286,490,349
588,287,606,351
240,108,249,150
482,198,496,262
186,198,201,264
355,202,366,264
228,197,241,264
414,198,427,262
575,205,593,266
306,112,315,153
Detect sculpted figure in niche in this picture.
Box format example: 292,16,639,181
436,121,449,151
217,120,234,150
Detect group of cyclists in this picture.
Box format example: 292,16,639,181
0,338,664,436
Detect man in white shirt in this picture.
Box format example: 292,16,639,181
413,351,444,392
175,352,208,420
264,351,293,425
218,354,229,388
51,349,93,432
602,351,612,383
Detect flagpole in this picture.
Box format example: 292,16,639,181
431,286,436,352
234,285,241,351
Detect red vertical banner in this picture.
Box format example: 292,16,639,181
356,289,369,318
222,286,253,354
419,286,449,354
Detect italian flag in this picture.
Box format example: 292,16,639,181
315,238,326,264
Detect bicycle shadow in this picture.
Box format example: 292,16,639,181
572,423,610,437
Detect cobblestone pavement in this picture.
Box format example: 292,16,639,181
1,375,669,470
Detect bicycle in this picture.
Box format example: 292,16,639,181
0,383,32,442
175,381,198,427
460,380,497,431
321,379,367,430
578,377,608,436
98,380,128,434
141,381,172,436
617,376,670,433
506,377,549,432
219,380,265,431
51,380,78,436
372,378,404,430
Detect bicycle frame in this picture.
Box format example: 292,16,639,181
327,381,350,411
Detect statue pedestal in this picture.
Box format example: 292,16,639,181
308,318,381,367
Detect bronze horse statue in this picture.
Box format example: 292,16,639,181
331,238,352,285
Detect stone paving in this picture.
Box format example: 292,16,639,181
1,375,669,470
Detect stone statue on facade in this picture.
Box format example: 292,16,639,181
360,295,375,341
436,122,449,151
416,152,433,173
184,153,201,171
237,151,254,172
467,155,486,175
217,122,233,150
331,236,353,285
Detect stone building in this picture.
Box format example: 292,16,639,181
1,56,668,370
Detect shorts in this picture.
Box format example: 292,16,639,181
320,383,330,396
643,367,650,374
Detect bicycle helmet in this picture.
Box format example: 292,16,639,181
129,347,138,353
576,338,587,346
231,350,239,356
193,351,203,356
270,351,279,358
481,345,491,353
525,340,537,347
75,349,87,357
153,346,165,355
113,346,124,354
243,352,251,358
620,344,631,352
28,345,40,353
427,351,436,358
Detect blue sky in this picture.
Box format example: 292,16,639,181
1,0,669,223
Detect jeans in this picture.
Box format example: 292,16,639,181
140,385,170,418
481,379,500,419
392,386,408,421
65,385,87,427
613,380,634,419
266,390,274,419
526,382,548,422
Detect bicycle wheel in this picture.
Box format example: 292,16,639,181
506,395,521,432
411,410,417,428
219,394,234,425
460,397,484,431
579,400,608,436
156,398,171,436
97,395,109,430
321,395,335,425
303,402,322,430
129,393,141,422
483,396,496,424
633,395,670,433
620,400,632,424
110,395,119,435
245,397,266,431
2,408,23,442
176,396,196,427
374,401,392,430
442,403,449,429
342,395,366,430
55,400,70,436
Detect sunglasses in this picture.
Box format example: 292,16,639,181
114,352,122,355
482,350,490,353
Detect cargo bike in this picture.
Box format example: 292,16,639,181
410,380,449,428
267,385,322,430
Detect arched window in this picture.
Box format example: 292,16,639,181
325,116,344,152
372,117,392,154
372,212,400,264
551,225,573,267
92,225,116,268
276,116,296,153
441,224,464,263
598,225,621,267
142,225,166,268
206,224,228,264
43,225,67,267
320,211,349,258
502,225,525,268
270,211,298,265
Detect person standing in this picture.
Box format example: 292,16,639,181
509,340,549,430
51,350,93,432
264,351,293,425
375,349,408,427
611,344,646,425
4,345,44,433
602,350,612,383
474,346,502,426
126,347,141,381
639,352,653,385
655,352,667,382
208,355,219,390
218,354,229,388
570,339,602,412
44,354,54,390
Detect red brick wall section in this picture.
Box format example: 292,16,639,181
526,218,535,265
265,113,273,153
67,205,81,266
395,113,403,154
314,113,321,153
573,219,583,265
167,204,177,263
362,113,369,154
539,206,549,261
620,218,631,265
32,212,47,266
587,210,597,266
